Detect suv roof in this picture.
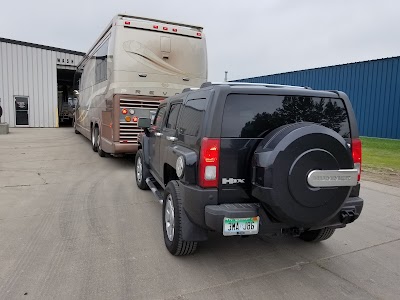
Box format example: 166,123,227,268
172,82,344,102
200,82,312,89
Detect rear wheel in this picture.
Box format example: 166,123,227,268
96,127,106,157
163,181,197,256
299,228,335,242
91,126,98,152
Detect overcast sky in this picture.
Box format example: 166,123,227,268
1,0,399,81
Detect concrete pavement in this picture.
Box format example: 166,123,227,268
0,128,399,300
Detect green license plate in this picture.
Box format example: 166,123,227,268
223,217,259,236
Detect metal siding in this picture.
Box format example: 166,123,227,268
42,49,49,127
1,43,8,124
12,44,18,125
7,43,15,126
0,40,84,127
236,57,400,139
50,51,57,127
393,60,400,138
27,46,35,127
0,43,3,123
382,60,392,138
375,61,384,137
33,47,40,127
387,60,400,135
38,49,44,127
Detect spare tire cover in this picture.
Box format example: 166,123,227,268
252,123,353,226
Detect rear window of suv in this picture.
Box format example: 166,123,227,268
221,94,351,138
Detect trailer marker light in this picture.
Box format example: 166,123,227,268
196,32,202,36
153,25,159,29
124,21,131,25
163,27,168,30
172,28,177,32
122,109,128,115
133,116,138,122
125,116,131,122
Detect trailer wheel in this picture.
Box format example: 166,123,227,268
95,127,106,157
91,127,98,152
163,181,198,256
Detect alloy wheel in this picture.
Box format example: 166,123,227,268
165,194,175,242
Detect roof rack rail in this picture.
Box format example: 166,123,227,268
182,87,199,93
200,82,311,89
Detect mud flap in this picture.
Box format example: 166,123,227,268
181,208,209,242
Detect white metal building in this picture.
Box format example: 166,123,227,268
0,37,84,127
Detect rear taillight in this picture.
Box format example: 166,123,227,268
199,138,220,188
352,138,362,181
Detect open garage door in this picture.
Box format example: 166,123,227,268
57,69,76,127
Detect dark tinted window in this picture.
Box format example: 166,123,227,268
95,38,109,84
154,106,166,128
222,94,350,138
166,103,182,129
178,99,208,136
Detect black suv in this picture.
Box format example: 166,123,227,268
135,82,363,256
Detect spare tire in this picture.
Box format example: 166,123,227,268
252,123,354,227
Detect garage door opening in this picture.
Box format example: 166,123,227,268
57,69,76,127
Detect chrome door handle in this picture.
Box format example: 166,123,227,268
166,136,177,142
155,132,163,137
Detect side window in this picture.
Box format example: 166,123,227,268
154,106,167,128
178,99,208,136
165,103,182,129
95,38,109,84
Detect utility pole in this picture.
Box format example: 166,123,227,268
224,71,228,82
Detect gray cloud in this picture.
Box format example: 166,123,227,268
1,0,399,81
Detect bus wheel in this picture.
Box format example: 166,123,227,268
91,127,98,152
96,127,106,157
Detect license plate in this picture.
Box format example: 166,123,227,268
223,217,259,236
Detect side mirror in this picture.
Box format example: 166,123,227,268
138,117,151,129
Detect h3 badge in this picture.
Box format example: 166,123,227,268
222,178,245,185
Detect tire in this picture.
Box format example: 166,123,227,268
299,228,335,242
96,127,106,157
252,123,354,227
135,150,150,190
91,126,98,152
163,181,198,256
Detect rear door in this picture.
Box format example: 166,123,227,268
148,104,167,177
219,94,352,204
160,102,182,174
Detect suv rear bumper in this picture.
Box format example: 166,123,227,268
205,203,260,231
180,182,363,233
